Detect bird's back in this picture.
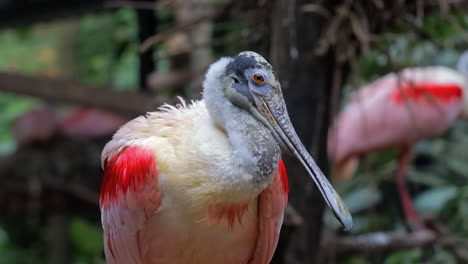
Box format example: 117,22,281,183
329,67,466,163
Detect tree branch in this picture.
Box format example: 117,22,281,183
0,72,171,116
321,225,468,262
321,230,437,255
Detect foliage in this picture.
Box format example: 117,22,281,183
76,9,138,89
69,218,104,264
0,227,43,264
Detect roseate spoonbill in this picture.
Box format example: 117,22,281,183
99,51,352,264
328,56,468,231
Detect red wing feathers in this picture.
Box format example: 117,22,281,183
392,82,463,104
100,146,158,207
100,145,161,264
277,160,289,194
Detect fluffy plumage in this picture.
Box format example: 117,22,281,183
100,60,289,263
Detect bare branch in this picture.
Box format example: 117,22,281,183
0,72,171,116
322,220,468,262
321,230,437,255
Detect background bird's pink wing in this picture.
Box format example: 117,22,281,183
249,160,289,264
100,145,161,264
329,67,465,163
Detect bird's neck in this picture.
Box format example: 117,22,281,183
215,102,281,190
202,67,280,197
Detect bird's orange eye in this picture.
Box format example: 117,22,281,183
253,74,265,84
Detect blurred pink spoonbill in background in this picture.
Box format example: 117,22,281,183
328,52,468,231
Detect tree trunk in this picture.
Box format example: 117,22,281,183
136,3,157,92
270,0,338,263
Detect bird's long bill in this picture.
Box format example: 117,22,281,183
257,97,353,230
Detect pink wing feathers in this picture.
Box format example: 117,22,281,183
329,67,465,164
249,160,289,264
100,145,161,264
100,148,288,264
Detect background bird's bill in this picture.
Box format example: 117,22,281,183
252,94,353,231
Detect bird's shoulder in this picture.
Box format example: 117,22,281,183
100,99,233,196
348,67,466,106
101,99,211,164
120,99,209,140
100,143,161,263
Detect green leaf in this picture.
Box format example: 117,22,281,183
384,249,422,264
414,186,457,214
344,187,382,214
69,218,103,256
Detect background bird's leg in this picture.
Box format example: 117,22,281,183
396,147,425,231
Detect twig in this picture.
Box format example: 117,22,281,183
321,230,437,255
438,236,468,262
429,219,468,262
314,0,352,55
153,29,248,61
140,3,231,53
301,4,331,18
322,219,468,261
